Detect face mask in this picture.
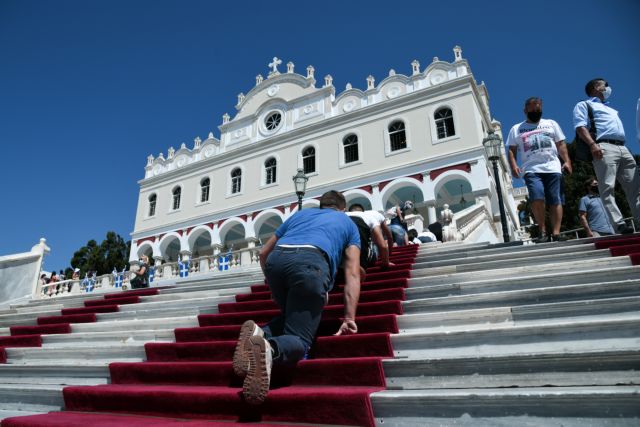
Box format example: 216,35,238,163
602,86,611,100
527,111,542,122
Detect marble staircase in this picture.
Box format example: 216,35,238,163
0,236,638,425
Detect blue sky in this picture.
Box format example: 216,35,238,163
1,0,639,271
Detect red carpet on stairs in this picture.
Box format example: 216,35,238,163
2,412,317,427
61,305,120,315
594,236,640,265
2,246,420,427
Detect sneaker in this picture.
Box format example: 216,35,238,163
242,335,273,405
233,320,264,377
533,233,549,244
551,234,570,242
617,224,635,235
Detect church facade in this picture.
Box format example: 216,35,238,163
130,47,518,266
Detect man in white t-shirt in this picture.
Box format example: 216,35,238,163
347,203,394,268
507,97,572,243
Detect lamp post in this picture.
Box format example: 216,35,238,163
292,168,308,211
483,131,510,243
459,184,467,209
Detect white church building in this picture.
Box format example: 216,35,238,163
129,47,519,273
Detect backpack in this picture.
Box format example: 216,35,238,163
574,101,596,162
349,216,375,268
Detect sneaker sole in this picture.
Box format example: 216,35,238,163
232,320,261,377
242,336,270,405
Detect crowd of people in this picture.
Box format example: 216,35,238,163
508,77,639,243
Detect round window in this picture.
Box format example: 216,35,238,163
264,111,282,131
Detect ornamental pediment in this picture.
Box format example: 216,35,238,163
233,72,320,122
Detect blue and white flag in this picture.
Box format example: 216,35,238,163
218,254,230,271
148,266,155,283
82,274,95,293
178,259,190,278
114,271,123,288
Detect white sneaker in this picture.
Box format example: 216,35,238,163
232,320,264,377
242,335,273,405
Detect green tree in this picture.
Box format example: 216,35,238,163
69,232,130,276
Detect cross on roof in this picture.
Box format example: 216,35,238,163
269,57,282,74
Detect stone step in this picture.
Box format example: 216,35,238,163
371,386,640,427
94,295,236,321
412,248,614,276
391,315,640,359
14,304,64,314
0,363,109,385
383,348,640,389
0,309,62,327
413,242,596,265
414,239,586,260
403,279,640,314
132,286,248,303
400,296,640,331
408,265,640,298
410,255,629,283
70,315,198,334
5,343,147,363
41,328,176,346
0,384,63,410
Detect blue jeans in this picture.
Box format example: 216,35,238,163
263,246,332,365
389,224,407,246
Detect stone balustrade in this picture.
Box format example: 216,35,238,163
35,246,262,300
441,201,491,242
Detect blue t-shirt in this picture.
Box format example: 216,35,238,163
275,207,360,277
578,194,614,234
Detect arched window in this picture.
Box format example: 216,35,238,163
434,108,455,139
200,178,210,203
302,146,316,174
148,194,156,217
343,134,359,163
172,187,181,210
388,121,407,151
265,158,277,185
231,168,242,194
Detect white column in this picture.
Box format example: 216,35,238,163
427,204,437,226
371,183,383,212
179,250,192,262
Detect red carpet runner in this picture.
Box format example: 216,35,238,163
2,246,418,427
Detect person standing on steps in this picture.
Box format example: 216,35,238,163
573,78,640,234
507,97,572,243
232,190,361,405
578,177,615,237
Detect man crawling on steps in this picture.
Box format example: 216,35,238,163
232,190,362,405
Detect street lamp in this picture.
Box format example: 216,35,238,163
292,168,308,211
483,131,510,243
459,184,467,209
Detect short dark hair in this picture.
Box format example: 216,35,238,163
524,97,541,107
407,229,418,239
585,78,605,96
319,190,346,210
348,203,365,212
584,176,597,191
